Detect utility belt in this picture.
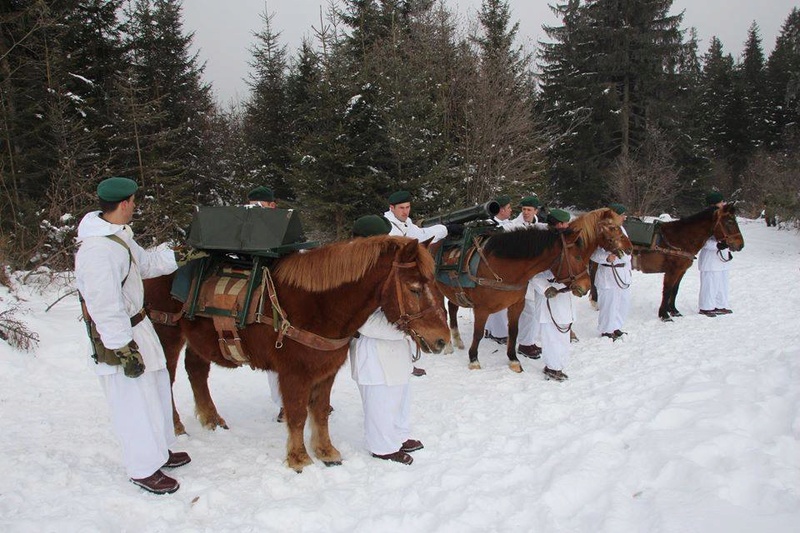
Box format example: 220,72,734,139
601,263,625,268
80,298,147,366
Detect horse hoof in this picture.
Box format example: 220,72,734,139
442,342,454,355
508,362,523,373
660,316,673,322
323,460,342,467
468,362,481,370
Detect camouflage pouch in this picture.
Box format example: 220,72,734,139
114,341,145,378
87,319,122,366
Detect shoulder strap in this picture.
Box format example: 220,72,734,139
105,234,133,286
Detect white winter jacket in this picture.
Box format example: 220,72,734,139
531,269,574,324
75,211,177,375
590,227,632,289
350,309,414,386
698,236,732,272
384,210,447,243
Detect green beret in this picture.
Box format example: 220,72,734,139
548,208,571,223
387,190,411,205
705,191,723,205
352,215,392,237
608,203,627,215
97,177,138,202
247,186,274,202
494,195,511,207
519,196,541,208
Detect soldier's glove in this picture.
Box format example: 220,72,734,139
716,241,729,250
115,341,145,378
544,286,559,299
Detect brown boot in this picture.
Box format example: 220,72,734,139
130,470,179,494
163,450,191,468
372,450,413,465
518,344,541,359
401,439,424,453
543,367,569,382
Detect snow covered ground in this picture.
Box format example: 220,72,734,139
1,218,798,533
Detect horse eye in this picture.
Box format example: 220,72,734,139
409,285,422,295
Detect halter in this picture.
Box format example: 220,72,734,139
546,232,589,287
380,259,439,358
712,211,741,262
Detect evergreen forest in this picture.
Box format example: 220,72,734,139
2,0,799,271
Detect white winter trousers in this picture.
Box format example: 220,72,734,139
358,383,411,455
99,368,175,479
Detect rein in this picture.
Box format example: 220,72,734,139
545,296,572,334
713,214,739,262
547,232,587,287
381,259,438,361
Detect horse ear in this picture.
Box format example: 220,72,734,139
420,236,434,249
399,238,420,262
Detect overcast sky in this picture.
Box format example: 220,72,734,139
181,0,798,105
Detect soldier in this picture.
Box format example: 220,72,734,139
591,203,632,340
530,209,575,381
75,177,189,494
384,190,450,243
246,186,277,208
516,196,549,358
349,215,424,465
484,195,514,344
698,191,734,316
384,190,453,376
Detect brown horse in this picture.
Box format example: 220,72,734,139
144,236,450,472
626,203,744,320
435,208,631,372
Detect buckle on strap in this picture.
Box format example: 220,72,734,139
130,308,147,327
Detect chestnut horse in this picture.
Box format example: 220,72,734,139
144,236,449,472
435,208,631,372
627,204,744,320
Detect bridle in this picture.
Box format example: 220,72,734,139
380,259,440,358
712,211,741,262
547,232,589,289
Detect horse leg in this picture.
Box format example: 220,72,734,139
280,372,314,472
468,309,490,370
155,324,188,435
184,345,228,430
308,374,342,466
667,267,689,317
658,276,674,321
447,300,464,351
505,300,525,373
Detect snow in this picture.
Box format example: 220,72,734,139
1,219,799,532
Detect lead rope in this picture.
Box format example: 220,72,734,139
611,264,631,289
545,292,572,334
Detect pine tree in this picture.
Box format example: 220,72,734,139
740,23,769,151
243,7,293,202
459,0,543,203
765,8,800,149
122,0,213,242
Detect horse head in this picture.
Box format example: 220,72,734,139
714,204,744,252
548,229,592,297
598,218,633,257
379,238,450,354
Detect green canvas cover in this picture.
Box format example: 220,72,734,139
624,217,658,247
187,206,307,254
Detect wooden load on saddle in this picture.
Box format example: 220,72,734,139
420,201,507,304
150,206,318,365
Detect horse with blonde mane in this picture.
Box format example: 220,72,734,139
145,235,449,472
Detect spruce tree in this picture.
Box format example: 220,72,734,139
765,8,800,149
243,8,293,202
